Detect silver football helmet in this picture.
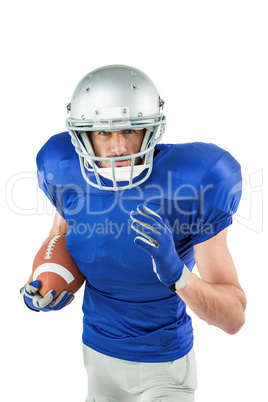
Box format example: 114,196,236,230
66,65,166,190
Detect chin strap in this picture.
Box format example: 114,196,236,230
94,163,150,182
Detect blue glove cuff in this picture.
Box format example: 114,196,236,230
168,266,191,292
20,286,40,312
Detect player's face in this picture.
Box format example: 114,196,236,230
90,129,146,168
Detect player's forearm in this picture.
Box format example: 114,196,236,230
176,272,246,334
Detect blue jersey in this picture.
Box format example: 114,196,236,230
37,132,242,362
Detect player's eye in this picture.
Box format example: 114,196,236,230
123,130,136,134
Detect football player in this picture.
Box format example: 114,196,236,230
21,65,247,401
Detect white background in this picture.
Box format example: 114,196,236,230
1,1,268,401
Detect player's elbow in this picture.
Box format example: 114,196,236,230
225,314,246,335
225,299,247,335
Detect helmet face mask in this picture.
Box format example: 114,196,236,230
66,65,166,191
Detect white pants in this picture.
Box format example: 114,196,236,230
83,344,197,402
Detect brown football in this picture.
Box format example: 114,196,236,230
32,235,85,298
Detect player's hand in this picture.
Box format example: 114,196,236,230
130,204,185,287
22,280,74,312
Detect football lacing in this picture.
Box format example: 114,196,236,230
45,235,61,260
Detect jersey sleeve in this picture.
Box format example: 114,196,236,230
36,140,65,219
188,151,242,245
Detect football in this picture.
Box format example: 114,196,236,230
32,235,85,298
